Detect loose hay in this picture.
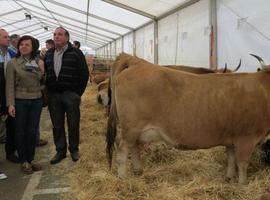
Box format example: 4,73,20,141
63,84,270,200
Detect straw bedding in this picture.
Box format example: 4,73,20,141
62,84,270,200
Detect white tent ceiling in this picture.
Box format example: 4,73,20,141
0,0,192,51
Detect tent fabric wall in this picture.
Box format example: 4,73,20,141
176,0,210,67
123,32,134,55
158,13,178,65
135,28,145,59
105,45,110,58
0,0,152,53
115,38,123,55
217,0,270,72
96,48,100,56
158,0,210,67
110,42,116,58
135,23,154,63
112,0,189,17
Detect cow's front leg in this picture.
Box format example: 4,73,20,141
235,141,255,184
225,146,236,183
116,140,129,178
130,144,143,175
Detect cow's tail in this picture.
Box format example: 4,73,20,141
106,53,134,169
107,78,112,107
106,94,117,169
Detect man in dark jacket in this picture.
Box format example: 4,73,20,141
0,29,19,164
44,27,89,164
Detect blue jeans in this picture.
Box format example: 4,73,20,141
15,98,42,163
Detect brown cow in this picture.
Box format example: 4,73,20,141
260,193,270,200
91,72,110,85
97,79,109,106
106,53,270,184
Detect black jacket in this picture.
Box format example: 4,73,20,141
0,62,5,114
44,43,89,96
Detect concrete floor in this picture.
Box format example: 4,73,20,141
0,109,72,200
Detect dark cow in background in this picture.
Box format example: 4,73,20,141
164,59,241,74
107,53,270,184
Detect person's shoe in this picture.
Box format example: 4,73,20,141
31,162,42,171
50,153,66,165
0,137,6,144
0,171,7,180
71,152,79,162
36,139,48,147
21,162,33,175
6,154,20,163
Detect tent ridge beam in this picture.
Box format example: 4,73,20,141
101,0,156,20
13,0,49,32
43,22,113,43
71,33,107,45
44,0,134,30
38,0,61,26
85,0,90,41
37,9,122,36
157,0,200,20
70,32,107,45
25,9,116,40
17,0,122,36
0,8,24,18
20,26,44,35
9,22,40,34
1,18,26,28
34,31,53,37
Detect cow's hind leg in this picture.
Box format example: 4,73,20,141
225,146,237,183
130,143,143,176
116,140,129,178
235,140,256,184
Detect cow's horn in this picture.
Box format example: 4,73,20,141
223,63,227,73
250,54,265,68
233,59,241,72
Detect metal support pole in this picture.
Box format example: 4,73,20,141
133,31,136,56
154,20,158,64
122,36,124,53
209,0,217,70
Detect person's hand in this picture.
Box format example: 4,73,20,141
8,106,15,117
38,59,45,74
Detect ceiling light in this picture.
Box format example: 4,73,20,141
25,13,32,20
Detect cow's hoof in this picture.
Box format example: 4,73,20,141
260,193,270,200
225,176,236,183
225,176,231,183
117,172,127,179
238,179,248,185
133,169,143,176
118,175,126,179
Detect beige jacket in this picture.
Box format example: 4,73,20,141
6,56,44,106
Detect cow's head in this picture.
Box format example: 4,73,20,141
250,54,270,71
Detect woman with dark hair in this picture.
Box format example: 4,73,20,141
5,35,44,174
